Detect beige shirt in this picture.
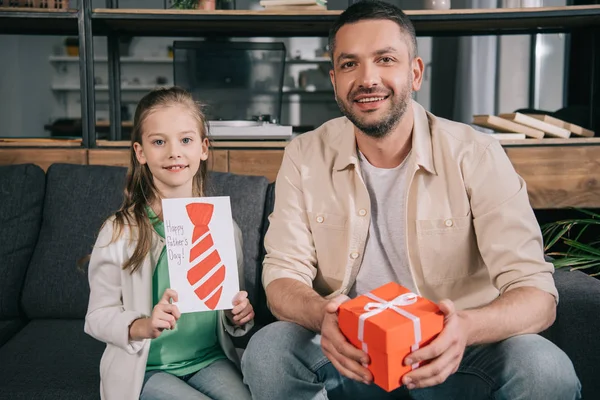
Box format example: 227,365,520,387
85,217,252,400
263,100,558,311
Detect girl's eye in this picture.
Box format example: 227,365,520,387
182,137,192,144
153,139,164,146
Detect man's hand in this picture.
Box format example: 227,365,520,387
320,295,373,385
402,299,468,390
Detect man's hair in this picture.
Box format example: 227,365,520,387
328,0,417,62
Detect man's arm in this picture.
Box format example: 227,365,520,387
462,286,555,346
261,139,374,384
266,278,328,332
261,138,322,324
403,139,558,389
467,139,558,327
402,287,555,389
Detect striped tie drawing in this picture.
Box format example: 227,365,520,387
185,203,225,310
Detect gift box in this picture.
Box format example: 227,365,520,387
338,282,444,392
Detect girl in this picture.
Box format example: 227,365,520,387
85,87,254,400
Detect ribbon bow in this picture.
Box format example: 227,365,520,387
363,293,418,312
358,291,422,370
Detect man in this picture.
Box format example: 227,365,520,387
241,1,581,399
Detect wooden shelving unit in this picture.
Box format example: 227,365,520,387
89,6,600,37
0,7,78,35
2,4,600,209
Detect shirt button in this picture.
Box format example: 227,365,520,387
316,216,324,223
444,219,453,227
350,252,359,259
358,209,367,216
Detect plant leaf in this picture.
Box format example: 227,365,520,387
562,239,600,257
544,224,572,251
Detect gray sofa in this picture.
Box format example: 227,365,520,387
0,162,598,399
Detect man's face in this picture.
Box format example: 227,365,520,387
330,19,423,138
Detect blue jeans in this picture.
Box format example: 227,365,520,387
140,358,252,400
241,321,581,400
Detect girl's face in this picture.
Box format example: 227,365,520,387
133,105,208,199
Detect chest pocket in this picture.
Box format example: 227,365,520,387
307,211,348,288
307,211,346,231
416,216,479,285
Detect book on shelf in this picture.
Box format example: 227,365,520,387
472,115,545,139
498,112,571,138
488,133,527,140
259,0,327,10
524,114,594,137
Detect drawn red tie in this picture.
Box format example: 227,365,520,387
186,203,225,310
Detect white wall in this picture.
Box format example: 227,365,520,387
0,35,64,137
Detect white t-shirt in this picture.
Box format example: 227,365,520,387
348,150,416,297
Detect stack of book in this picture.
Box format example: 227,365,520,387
259,0,327,11
472,112,594,140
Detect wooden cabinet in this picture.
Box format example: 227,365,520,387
86,146,284,182
228,150,284,182
0,148,87,171
3,139,600,209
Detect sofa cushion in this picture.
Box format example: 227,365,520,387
0,319,103,399
20,164,271,319
0,164,45,319
545,268,600,400
21,164,127,319
206,171,270,308
0,319,26,347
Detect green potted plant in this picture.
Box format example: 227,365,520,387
542,208,600,278
171,0,235,10
172,0,199,8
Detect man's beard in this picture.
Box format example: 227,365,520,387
335,79,412,139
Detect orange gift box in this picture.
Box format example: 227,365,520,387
338,282,444,392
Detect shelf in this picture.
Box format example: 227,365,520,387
49,55,174,63
51,84,331,95
90,5,600,37
48,55,330,64
286,58,330,64
51,84,165,91
0,7,78,35
496,137,600,146
95,139,289,149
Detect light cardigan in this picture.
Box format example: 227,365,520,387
84,215,253,400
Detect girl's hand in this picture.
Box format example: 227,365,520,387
226,291,254,327
148,288,181,338
129,288,181,340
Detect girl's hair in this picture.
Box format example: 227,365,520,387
114,86,209,273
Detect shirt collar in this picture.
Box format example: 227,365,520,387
333,100,437,175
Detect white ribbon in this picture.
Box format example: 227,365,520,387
357,292,422,370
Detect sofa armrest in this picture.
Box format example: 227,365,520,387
255,182,277,327
543,268,600,399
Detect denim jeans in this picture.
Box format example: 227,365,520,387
140,358,252,400
241,321,581,400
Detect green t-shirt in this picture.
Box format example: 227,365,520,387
145,207,226,376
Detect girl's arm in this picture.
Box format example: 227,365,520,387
84,219,147,354
222,220,254,336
